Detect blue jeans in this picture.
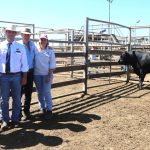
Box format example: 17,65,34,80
34,75,53,111
1,73,21,122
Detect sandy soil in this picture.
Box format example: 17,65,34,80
0,75,150,150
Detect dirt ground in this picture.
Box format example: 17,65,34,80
1,75,150,150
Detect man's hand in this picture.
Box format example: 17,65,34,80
21,72,27,85
21,77,27,85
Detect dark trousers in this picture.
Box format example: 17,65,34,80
21,69,34,113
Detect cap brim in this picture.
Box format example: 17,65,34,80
40,37,48,39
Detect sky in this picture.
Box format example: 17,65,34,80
0,0,150,31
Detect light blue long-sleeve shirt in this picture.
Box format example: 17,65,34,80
18,40,35,69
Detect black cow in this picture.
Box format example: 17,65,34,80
118,51,150,89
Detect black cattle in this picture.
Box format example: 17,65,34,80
118,51,150,89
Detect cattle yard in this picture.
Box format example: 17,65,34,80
1,18,150,150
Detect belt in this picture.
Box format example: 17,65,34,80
1,72,21,75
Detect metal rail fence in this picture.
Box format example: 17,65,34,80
1,18,150,97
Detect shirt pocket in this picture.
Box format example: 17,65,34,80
15,51,21,56
12,51,22,64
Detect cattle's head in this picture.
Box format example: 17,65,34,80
118,51,130,65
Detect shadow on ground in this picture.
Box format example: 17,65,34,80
52,82,150,114
0,113,101,149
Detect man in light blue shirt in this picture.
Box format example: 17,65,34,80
19,27,36,120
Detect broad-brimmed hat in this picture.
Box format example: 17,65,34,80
40,34,48,39
5,24,18,32
21,27,32,35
